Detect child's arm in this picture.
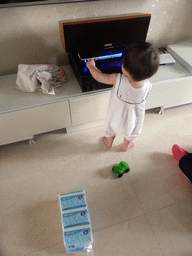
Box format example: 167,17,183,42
86,58,118,85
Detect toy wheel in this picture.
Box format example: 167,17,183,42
118,174,123,178
124,168,130,173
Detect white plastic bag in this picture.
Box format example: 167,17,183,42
16,64,67,95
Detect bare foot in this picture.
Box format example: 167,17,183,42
122,138,134,151
102,136,115,148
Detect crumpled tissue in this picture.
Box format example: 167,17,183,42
16,64,67,95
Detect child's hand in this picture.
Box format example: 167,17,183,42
86,58,95,69
85,57,118,85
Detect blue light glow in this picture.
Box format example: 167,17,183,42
83,52,122,63
97,53,122,60
83,67,88,74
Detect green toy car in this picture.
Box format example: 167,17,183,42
112,161,130,178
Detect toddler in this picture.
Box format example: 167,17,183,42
86,42,159,151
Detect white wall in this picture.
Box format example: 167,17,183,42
1,0,192,74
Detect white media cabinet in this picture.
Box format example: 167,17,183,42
1,42,192,146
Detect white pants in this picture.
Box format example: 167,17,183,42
104,104,145,141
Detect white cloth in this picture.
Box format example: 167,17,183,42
16,64,67,95
104,73,152,141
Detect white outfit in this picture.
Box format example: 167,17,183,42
104,73,152,141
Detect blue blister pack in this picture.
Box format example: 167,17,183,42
60,190,86,211
62,208,90,229
59,190,94,255
64,225,93,254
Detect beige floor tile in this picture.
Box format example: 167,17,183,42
93,215,163,256
87,177,144,232
25,243,66,256
146,198,192,256
0,200,63,256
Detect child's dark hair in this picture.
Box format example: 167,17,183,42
122,42,160,81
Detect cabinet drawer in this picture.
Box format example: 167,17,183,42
70,92,111,126
146,76,192,110
0,101,71,145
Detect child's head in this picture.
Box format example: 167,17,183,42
122,42,160,81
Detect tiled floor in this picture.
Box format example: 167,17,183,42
1,104,192,256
